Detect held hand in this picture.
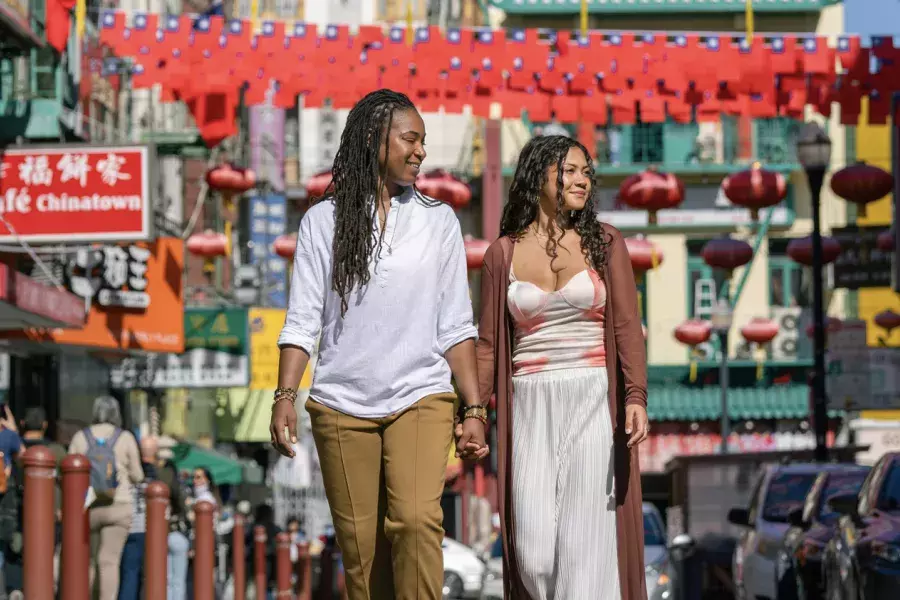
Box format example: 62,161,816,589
625,404,650,449
270,399,298,458
0,406,17,433
455,418,489,462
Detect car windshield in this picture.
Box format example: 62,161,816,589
762,472,818,522
644,511,666,546
877,463,900,512
818,473,868,521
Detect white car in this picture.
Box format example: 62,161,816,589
480,537,504,600
443,536,485,599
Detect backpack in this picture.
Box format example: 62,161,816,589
83,428,122,505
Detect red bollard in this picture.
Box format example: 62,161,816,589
254,525,267,600
317,545,334,600
194,501,216,600
276,532,292,598
23,446,56,600
60,455,90,600
295,542,312,600
233,513,246,600
145,481,170,600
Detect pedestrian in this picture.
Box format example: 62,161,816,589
269,88,488,600
0,406,22,600
117,436,160,600
68,396,144,600
473,135,650,600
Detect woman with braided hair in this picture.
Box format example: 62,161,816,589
270,89,488,600
473,135,650,599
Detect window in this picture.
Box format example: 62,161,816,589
686,240,715,319
31,46,57,99
761,472,818,523
754,117,800,165
768,240,810,308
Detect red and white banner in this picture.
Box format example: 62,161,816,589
0,145,153,243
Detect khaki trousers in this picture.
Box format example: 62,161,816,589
308,393,455,600
89,502,133,600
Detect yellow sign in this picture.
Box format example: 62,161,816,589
249,308,313,391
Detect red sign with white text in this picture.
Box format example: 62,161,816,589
0,145,153,243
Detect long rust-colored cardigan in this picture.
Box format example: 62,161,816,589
475,226,649,600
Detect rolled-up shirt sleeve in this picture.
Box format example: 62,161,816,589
436,215,477,354
277,211,326,354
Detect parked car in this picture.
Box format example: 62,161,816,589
774,465,870,600
729,463,853,600
443,536,485,599
824,452,900,600
480,537,503,600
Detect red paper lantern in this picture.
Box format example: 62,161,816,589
722,165,788,220
206,164,256,194
416,169,472,209
674,319,712,347
805,316,842,339
877,230,896,252
874,309,900,334
464,236,490,270
618,168,685,225
186,230,228,258
830,162,894,218
274,234,298,260
305,170,333,199
740,317,780,345
701,238,753,271
624,236,664,273
786,235,842,266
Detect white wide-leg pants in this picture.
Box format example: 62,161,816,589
511,367,621,600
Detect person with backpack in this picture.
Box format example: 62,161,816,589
68,396,144,600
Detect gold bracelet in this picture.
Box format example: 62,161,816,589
462,406,488,425
273,388,298,406
273,395,295,407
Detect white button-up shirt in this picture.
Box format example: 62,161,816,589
277,187,477,418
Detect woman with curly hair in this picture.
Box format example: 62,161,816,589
474,135,650,599
269,89,488,600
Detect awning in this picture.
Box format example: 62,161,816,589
647,384,841,422
171,442,245,486
0,1,43,49
0,264,86,330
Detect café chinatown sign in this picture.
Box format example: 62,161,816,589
0,145,154,243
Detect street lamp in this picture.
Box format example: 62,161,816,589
711,298,734,454
797,121,832,463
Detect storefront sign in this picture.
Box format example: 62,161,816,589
249,103,285,192
249,307,283,390
111,307,249,389
832,225,893,289
11,270,85,327
0,145,154,243
66,244,152,309
249,195,288,308
16,238,184,353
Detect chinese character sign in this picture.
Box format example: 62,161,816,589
66,244,152,309
0,146,152,243
249,194,288,308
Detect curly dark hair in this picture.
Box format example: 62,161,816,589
500,135,612,272
317,89,432,314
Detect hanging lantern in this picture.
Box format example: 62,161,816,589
830,161,894,218
305,170,333,199
876,230,895,252
701,237,754,272
624,236,664,275
206,164,256,194
618,168,685,225
464,236,491,270
674,319,712,382
187,230,228,275
741,317,780,381
805,316,842,340
274,234,298,261
416,169,472,209
786,235,842,266
874,309,900,335
722,164,788,220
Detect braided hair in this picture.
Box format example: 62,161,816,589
500,135,612,272
318,89,420,315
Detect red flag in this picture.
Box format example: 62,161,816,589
639,90,665,123
836,83,862,125
46,0,76,53
99,10,127,53
579,93,607,125
801,37,833,75
610,89,637,125
551,92,579,123
768,37,800,75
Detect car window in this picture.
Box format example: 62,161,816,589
876,462,900,512
761,472,818,523
643,511,666,546
818,472,869,522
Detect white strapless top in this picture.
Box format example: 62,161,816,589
507,266,607,376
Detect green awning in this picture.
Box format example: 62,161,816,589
171,443,245,486
647,384,840,422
